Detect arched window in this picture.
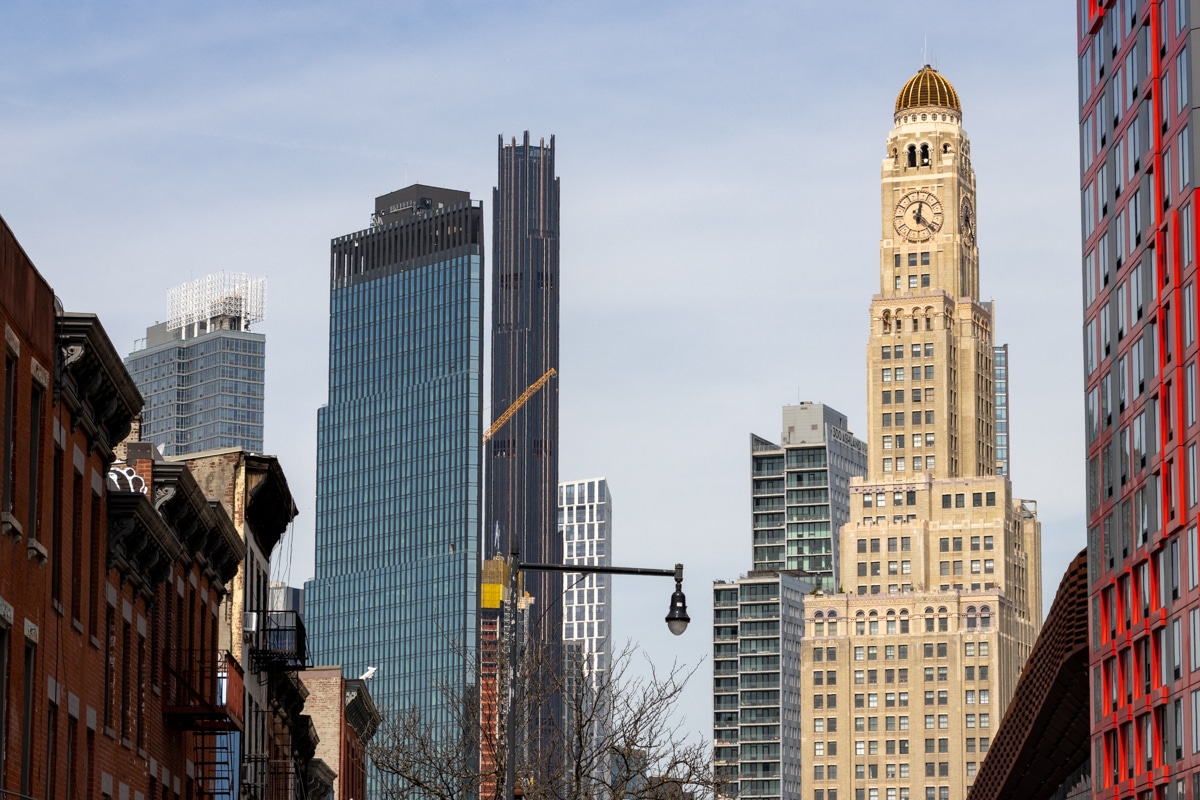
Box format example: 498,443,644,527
900,609,910,634
827,610,838,636
942,142,951,154
907,145,917,168
920,143,931,166
924,607,935,633
814,611,825,619
966,606,977,630
886,609,897,635
938,606,949,632
882,310,892,334
980,606,993,629
856,610,866,636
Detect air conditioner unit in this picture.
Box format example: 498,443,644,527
242,611,258,634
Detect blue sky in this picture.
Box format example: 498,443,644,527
0,1,1084,736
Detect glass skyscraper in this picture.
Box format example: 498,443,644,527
305,185,484,788
124,272,266,456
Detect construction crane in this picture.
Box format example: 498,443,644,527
482,368,557,445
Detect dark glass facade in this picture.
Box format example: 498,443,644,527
124,329,265,456
305,187,484,788
489,132,561,644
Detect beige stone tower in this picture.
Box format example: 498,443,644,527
797,67,1042,800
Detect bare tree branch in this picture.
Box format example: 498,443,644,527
368,639,725,800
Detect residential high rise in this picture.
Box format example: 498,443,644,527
751,403,867,591
560,477,612,674
305,185,485,790
124,272,266,456
560,476,613,765
1078,3,1200,797
712,572,813,800
796,67,1042,800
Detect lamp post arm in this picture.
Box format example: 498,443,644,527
518,563,680,579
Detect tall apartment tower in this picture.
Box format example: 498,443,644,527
124,272,266,456
712,572,813,800
797,67,1042,800
489,132,562,672
560,477,612,720
751,403,867,591
305,185,485,790
1078,3,1200,796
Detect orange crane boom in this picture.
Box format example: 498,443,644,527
482,368,557,444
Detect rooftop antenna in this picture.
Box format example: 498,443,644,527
922,36,927,66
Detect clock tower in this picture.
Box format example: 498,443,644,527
868,66,991,483
794,67,1043,800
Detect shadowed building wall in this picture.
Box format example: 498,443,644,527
488,133,562,766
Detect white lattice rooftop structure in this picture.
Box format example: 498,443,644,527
167,271,266,332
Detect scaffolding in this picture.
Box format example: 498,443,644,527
167,272,266,332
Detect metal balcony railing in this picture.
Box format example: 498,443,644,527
248,610,308,672
163,649,245,731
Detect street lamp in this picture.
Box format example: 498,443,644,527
665,563,690,636
503,546,690,800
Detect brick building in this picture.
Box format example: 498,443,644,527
180,448,317,800
299,668,379,800
0,212,248,800
1,210,329,800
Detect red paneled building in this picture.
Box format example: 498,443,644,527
1079,1,1200,797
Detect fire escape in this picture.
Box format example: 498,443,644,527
244,609,315,800
163,649,246,800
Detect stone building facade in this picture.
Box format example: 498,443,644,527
796,67,1042,800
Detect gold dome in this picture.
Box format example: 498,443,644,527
894,65,961,113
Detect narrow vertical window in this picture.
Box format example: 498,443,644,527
120,617,130,742
2,351,14,519
64,715,76,800
19,641,34,796
88,494,101,638
51,446,63,606
103,606,113,731
70,471,83,622
45,700,57,800
26,385,43,539
0,624,8,785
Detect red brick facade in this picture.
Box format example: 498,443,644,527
0,213,245,800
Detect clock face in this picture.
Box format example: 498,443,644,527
960,196,976,246
893,190,944,242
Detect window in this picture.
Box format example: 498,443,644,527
2,351,14,519
20,641,34,796
26,385,43,538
